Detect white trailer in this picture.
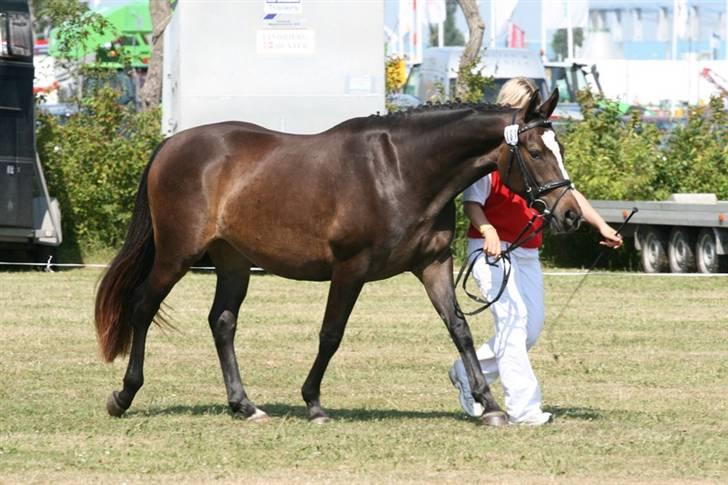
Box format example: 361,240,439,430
162,0,385,136
590,194,728,274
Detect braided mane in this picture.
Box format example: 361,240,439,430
372,101,513,119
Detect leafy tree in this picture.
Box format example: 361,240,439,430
455,0,484,100
428,0,465,46
551,27,583,60
139,0,174,110
36,1,163,254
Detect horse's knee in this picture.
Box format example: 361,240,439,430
318,330,343,353
448,320,474,350
209,310,237,346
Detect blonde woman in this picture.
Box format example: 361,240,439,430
448,77,623,425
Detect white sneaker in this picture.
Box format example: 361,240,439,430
509,411,553,426
448,360,484,417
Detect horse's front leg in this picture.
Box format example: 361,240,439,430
301,263,364,423
414,254,508,426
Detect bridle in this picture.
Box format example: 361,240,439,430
503,112,573,219
454,114,574,317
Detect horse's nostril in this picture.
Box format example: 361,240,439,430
564,209,581,229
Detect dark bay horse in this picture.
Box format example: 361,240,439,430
95,88,581,426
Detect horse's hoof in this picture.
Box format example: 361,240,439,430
246,408,269,423
482,411,508,427
106,391,126,418
311,415,331,425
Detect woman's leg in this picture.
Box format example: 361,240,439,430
472,246,545,422
515,249,545,350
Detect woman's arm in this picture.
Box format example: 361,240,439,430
573,190,623,248
464,201,501,257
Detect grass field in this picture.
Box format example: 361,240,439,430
1,269,727,484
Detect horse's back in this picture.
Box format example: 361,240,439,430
146,121,378,279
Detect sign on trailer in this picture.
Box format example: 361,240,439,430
162,0,385,135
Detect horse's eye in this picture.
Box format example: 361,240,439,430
529,151,541,159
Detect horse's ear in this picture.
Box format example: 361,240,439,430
522,89,542,120
538,88,560,119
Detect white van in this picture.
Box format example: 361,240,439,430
404,47,549,103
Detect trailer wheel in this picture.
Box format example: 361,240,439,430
668,227,697,273
696,229,728,274
641,227,669,273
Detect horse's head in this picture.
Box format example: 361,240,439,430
496,88,582,233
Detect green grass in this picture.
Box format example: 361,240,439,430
1,269,727,484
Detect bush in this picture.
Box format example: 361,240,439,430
37,87,162,252
539,91,728,268
656,96,728,198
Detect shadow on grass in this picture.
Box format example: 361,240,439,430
127,401,465,422
545,405,603,421
127,403,604,422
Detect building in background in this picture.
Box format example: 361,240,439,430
387,0,728,62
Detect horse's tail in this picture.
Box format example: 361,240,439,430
94,140,166,363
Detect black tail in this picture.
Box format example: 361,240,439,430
94,140,167,362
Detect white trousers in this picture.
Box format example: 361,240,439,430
464,237,546,422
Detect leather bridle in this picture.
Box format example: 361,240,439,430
504,113,573,220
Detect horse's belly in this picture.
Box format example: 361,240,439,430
222,229,334,281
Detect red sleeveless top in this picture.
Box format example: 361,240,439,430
466,171,544,249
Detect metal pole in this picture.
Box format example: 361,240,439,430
672,0,678,61
541,0,547,60
415,0,423,63
490,0,496,48
566,1,574,59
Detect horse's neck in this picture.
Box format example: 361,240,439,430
395,109,510,215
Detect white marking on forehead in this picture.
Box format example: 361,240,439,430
542,130,570,180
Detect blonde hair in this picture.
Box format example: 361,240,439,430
496,77,538,109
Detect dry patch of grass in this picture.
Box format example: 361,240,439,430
1,270,727,483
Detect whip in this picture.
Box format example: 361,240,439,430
548,207,639,361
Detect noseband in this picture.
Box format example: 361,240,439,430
504,113,573,219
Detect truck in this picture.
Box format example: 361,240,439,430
0,0,62,261
406,47,550,104
591,194,728,274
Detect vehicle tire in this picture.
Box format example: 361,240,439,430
668,227,697,273
696,229,728,274
640,227,669,273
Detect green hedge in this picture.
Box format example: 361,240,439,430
37,88,163,255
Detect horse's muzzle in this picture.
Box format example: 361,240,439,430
550,208,582,234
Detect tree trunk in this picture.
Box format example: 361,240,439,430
455,0,484,100
139,0,173,111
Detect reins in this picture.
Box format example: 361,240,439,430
454,214,541,316
454,114,572,317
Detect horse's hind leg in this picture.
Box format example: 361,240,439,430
207,241,267,421
107,257,190,416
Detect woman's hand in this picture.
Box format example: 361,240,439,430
598,223,623,249
480,224,502,257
